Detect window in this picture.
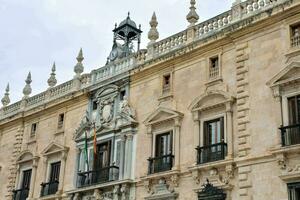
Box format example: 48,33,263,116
13,169,32,200
41,162,60,196
92,101,98,110
30,123,37,137
155,132,173,157
288,95,300,125
57,113,64,129
148,132,174,174
120,90,126,101
203,118,224,146
95,141,111,169
291,24,300,47
288,182,300,200
162,74,171,94
197,117,227,164
209,56,220,79
281,95,300,146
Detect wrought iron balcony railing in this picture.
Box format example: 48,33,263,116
77,166,119,188
148,154,174,174
12,188,29,200
196,142,227,165
40,180,59,197
279,124,300,146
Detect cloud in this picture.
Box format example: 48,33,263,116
0,0,234,103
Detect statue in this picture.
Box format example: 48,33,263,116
119,96,136,122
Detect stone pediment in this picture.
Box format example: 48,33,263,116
189,90,235,112
16,151,33,163
144,107,183,126
268,61,300,87
41,142,68,157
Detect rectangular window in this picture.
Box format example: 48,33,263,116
288,95,300,125
162,74,171,94
209,56,220,79
49,162,61,182
291,24,300,47
120,90,126,101
155,132,173,157
204,117,224,146
30,123,37,137
57,113,64,129
288,182,300,200
95,141,111,169
21,169,32,189
92,101,98,110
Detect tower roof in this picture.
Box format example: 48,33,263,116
118,12,137,29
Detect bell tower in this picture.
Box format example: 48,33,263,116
108,12,142,62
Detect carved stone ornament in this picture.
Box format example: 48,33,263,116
73,193,81,200
145,179,178,200
117,96,137,127
99,98,114,125
74,110,92,140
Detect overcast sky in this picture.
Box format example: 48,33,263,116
0,0,234,103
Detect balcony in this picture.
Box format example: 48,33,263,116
279,124,300,146
77,166,119,188
13,188,29,200
148,154,174,174
40,181,59,197
196,142,227,165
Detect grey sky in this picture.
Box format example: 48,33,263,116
0,0,234,103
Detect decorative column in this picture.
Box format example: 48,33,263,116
193,111,200,165
58,151,67,193
119,134,126,179
226,102,233,159
28,157,39,199
124,133,134,179
173,119,181,170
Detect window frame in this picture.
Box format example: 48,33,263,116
288,182,300,200
152,129,175,159
282,91,300,127
207,54,222,81
57,113,65,129
200,114,227,148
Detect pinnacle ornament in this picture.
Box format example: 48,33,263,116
47,62,57,87
23,72,32,98
74,48,84,77
186,0,199,27
1,83,10,106
148,12,159,44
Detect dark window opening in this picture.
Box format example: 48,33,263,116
288,182,300,200
209,56,220,78
120,90,126,100
291,24,300,47
13,169,32,200
30,123,37,137
162,74,171,93
57,113,64,129
92,101,98,110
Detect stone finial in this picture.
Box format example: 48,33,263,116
1,83,10,106
148,12,159,45
74,48,84,77
47,62,57,88
186,0,199,27
23,72,32,98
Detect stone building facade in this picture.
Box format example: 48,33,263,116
1,0,300,200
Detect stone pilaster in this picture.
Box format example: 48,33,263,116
5,125,25,199
236,42,252,200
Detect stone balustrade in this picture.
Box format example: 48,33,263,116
152,31,188,55
91,55,135,83
0,0,294,121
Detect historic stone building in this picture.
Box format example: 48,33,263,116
1,0,300,200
